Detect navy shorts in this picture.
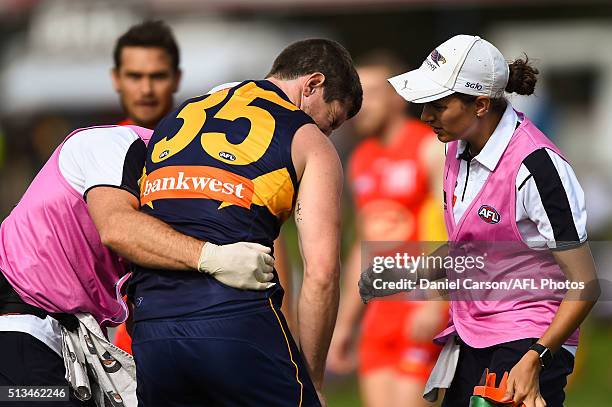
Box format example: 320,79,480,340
442,337,574,407
132,301,320,407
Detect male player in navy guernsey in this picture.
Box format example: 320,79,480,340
128,39,362,406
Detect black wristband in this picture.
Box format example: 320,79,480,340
529,343,553,369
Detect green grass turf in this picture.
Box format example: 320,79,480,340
565,321,612,406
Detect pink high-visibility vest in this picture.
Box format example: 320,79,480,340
436,113,579,348
0,125,152,326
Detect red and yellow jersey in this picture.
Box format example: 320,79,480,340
348,119,444,242
351,119,447,378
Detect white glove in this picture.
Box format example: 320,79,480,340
198,242,276,290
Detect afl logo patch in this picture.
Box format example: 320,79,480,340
478,205,500,224
219,151,236,161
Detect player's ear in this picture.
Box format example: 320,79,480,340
303,72,326,97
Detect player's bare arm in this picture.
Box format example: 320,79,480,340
87,186,202,269
327,241,362,374
292,123,343,390
87,187,274,290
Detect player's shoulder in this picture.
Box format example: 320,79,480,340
291,123,340,179
251,79,315,131
207,79,312,125
293,123,337,153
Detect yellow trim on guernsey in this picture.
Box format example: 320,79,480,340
268,298,303,407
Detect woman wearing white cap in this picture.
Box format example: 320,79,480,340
385,35,600,407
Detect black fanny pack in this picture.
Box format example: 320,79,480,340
0,269,79,331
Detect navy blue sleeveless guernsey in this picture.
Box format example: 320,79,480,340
130,80,314,321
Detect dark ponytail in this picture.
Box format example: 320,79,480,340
506,55,539,95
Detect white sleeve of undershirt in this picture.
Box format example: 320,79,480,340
58,126,146,199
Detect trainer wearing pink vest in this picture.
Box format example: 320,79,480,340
0,124,274,405
387,35,599,407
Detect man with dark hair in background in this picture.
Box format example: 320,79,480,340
110,38,362,406
112,20,181,129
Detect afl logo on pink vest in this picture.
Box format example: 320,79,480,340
478,205,500,224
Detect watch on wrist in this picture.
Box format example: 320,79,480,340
529,343,553,369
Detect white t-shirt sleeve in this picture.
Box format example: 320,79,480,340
516,148,587,250
58,126,147,199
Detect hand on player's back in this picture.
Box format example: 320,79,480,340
198,242,276,290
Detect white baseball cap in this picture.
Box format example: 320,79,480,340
388,35,509,103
